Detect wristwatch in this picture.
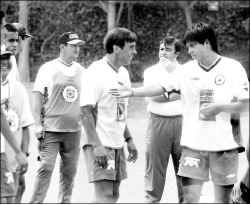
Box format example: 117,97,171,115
25,152,30,157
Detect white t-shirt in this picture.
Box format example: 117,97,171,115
33,59,85,132
7,55,20,82
161,56,249,151
144,62,182,116
80,57,131,149
1,79,34,171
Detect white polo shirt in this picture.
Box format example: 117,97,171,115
80,57,131,149
144,62,182,116
161,56,249,151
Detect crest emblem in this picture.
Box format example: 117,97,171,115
61,84,79,104
214,75,225,85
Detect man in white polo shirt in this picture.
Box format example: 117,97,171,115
30,31,85,203
80,27,138,203
143,36,183,203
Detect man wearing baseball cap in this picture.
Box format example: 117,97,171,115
6,22,33,83
12,23,32,40
30,31,86,203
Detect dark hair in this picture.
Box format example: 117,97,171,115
182,22,218,53
103,27,137,54
161,36,181,53
1,10,5,25
5,23,18,32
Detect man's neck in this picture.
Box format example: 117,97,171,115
159,59,178,73
58,55,73,66
199,51,219,68
1,76,8,85
106,54,121,70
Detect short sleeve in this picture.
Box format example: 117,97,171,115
80,65,103,107
20,83,34,127
33,63,50,95
232,62,249,101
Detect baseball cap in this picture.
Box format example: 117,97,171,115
12,23,32,39
58,32,85,46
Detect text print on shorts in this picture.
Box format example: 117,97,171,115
183,157,200,168
107,160,115,170
61,84,79,104
5,172,14,184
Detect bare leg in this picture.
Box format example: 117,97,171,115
182,177,204,203
214,184,234,203
93,180,121,203
15,174,25,203
1,196,15,203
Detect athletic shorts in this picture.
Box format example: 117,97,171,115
0,153,16,198
178,147,238,186
83,145,127,182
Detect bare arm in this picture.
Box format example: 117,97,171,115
1,108,21,154
33,91,44,138
200,99,249,116
124,124,138,163
1,108,28,173
150,94,168,103
80,105,108,168
21,126,30,155
81,105,102,147
109,84,165,98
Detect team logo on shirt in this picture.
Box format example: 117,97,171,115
1,103,20,132
214,75,225,85
61,84,79,104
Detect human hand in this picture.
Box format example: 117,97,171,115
127,139,138,163
109,82,133,98
93,145,108,169
15,151,28,174
200,103,221,116
34,124,44,140
231,182,243,203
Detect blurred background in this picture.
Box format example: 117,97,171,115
1,0,249,82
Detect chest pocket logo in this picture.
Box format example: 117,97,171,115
61,84,79,104
214,75,225,85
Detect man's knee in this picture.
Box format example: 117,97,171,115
38,161,55,173
182,177,203,203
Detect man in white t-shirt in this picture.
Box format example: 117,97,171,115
143,36,183,203
0,50,28,203
109,22,249,203
30,32,85,203
80,27,138,203
5,22,33,203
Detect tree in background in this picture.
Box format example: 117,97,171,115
2,1,249,82
177,1,196,28
99,1,124,31
18,1,30,82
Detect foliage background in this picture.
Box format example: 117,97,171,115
2,1,249,82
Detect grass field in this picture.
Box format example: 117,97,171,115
20,82,249,203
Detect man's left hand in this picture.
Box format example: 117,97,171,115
126,138,138,163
